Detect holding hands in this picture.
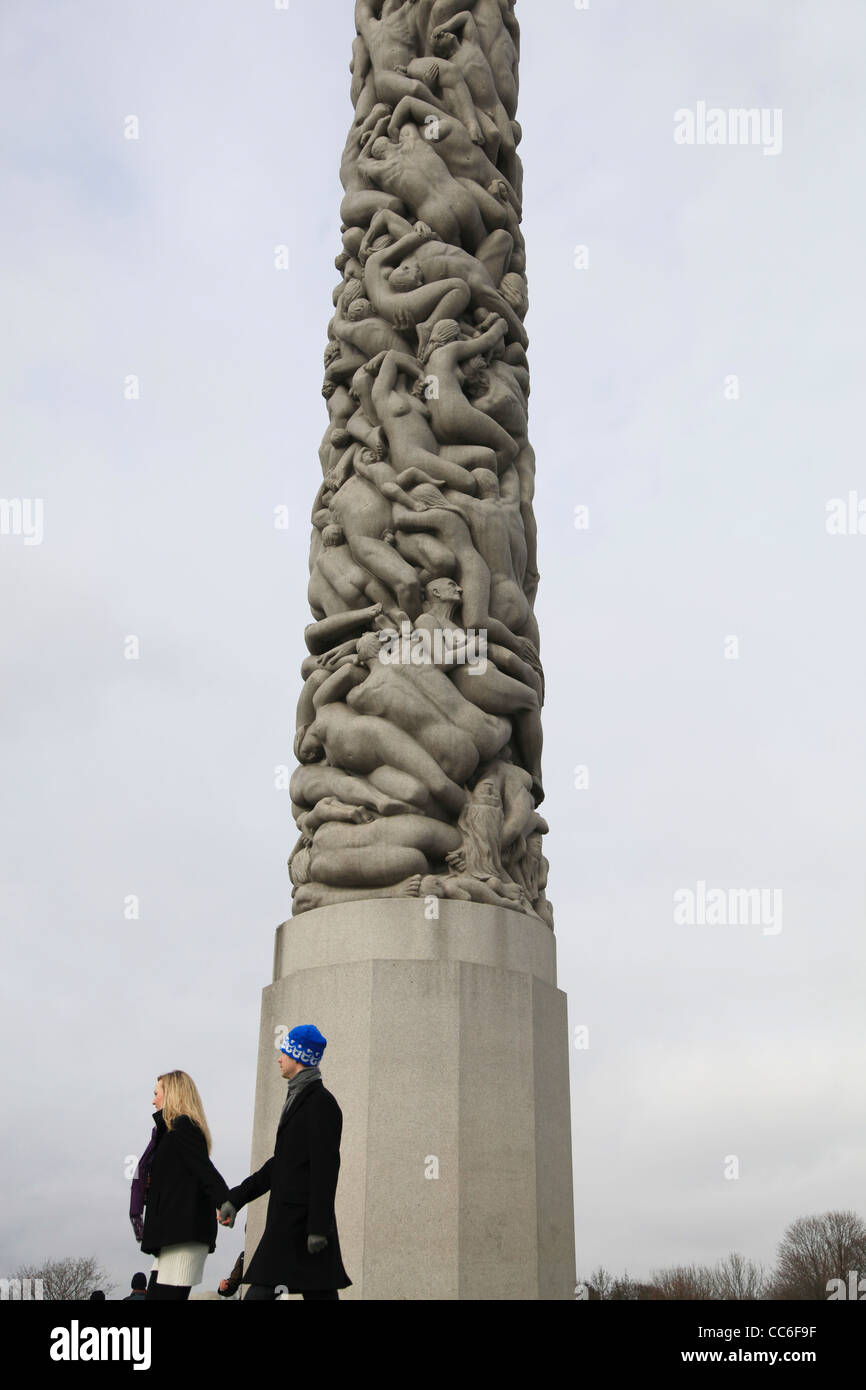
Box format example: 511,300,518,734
218,1201,236,1228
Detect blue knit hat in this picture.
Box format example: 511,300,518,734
280,1024,327,1066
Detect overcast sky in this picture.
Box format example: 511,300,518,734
2,0,864,1298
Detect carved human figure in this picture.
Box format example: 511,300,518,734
458,778,506,879
360,210,527,348
311,631,511,791
339,100,405,226
441,467,536,642
428,0,520,120
298,699,466,819
319,381,357,478
464,347,538,598
327,284,412,384
504,829,554,928
387,98,518,215
353,0,447,109
315,467,422,621
429,17,518,184
290,763,427,826
412,578,544,801
361,349,495,491
360,221,472,351
303,602,385,658
419,317,518,471
291,1,551,911
357,124,505,252
306,812,462,888
471,751,536,852
293,878,427,913
439,846,527,911
308,523,407,626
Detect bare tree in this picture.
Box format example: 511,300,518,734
585,1265,614,1300
711,1251,769,1300
769,1210,866,1300
650,1263,717,1300
14,1256,114,1301
606,1268,639,1300
602,1269,662,1300
576,1208,866,1303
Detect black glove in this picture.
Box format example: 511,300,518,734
218,1201,237,1228
307,1233,328,1255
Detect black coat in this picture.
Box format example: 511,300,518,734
227,1079,351,1291
140,1111,230,1257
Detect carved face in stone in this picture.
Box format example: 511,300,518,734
431,30,458,58
347,298,373,322
360,446,387,467
430,319,461,349
464,354,489,393
355,633,382,665
298,730,325,765
427,577,462,606
390,261,423,291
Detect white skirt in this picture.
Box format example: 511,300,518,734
151,1242,209,1288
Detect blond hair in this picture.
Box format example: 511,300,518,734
158,1070,213,1153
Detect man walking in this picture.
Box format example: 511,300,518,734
219,1024,351,1300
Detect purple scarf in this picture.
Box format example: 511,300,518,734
129,1124,158,1242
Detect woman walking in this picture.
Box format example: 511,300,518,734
134,1070,230,1301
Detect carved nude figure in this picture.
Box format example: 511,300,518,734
289,1,552,911
353,0,443,110
360,210,527,348
358,123,504,252
297,700,466,818
308,523,407,626
363,349,496,490
307,812,461,887
429,17,518,185
387,98,518,213
361,223,472,351
312,631,511,790
319,467,423,620
440,468,536,645
428,0,520,120
419,316,518,471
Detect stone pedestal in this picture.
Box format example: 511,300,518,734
244,899,575,1300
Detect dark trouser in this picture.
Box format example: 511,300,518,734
244,1283,338,1301
145,1271,190,1301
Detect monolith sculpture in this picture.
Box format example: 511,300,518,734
246,0,575,1299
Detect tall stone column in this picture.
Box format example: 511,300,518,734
247,0,575,1299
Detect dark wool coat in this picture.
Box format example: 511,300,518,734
140,1111,230,1257
227,1079,351,1291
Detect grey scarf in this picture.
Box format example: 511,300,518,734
279,1064,321,1125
